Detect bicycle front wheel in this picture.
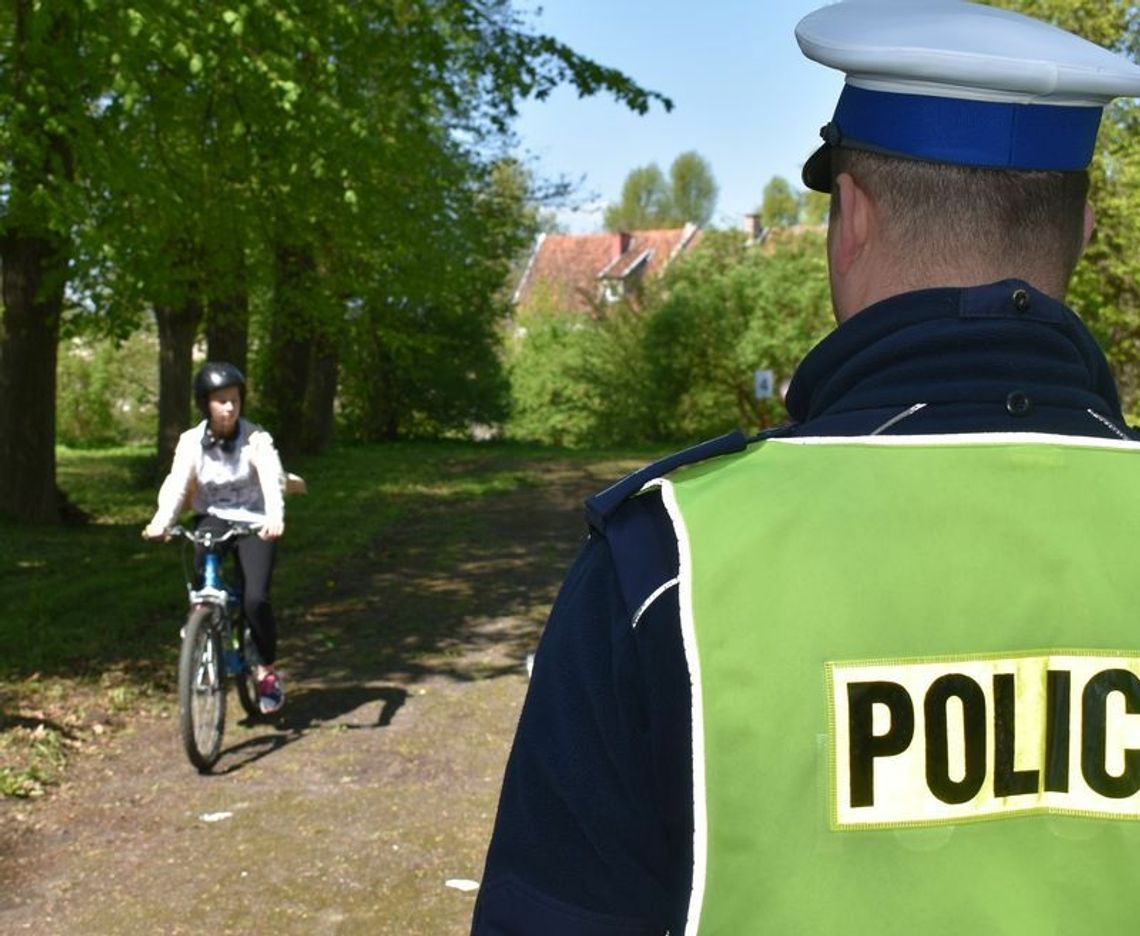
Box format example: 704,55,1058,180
178,605,227,773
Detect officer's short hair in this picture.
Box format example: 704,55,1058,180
830,147,1089,292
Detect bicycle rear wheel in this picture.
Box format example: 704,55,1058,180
234,620,261,719
178,605,227,772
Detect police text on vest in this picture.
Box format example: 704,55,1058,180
827,653,1140,828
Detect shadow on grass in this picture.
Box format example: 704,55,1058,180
0,713,77,738
277,456,619,693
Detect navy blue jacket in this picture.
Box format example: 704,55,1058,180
472,281,1133,935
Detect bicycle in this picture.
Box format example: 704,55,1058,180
165,522,263,773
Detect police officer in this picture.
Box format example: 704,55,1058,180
473,3,1140,933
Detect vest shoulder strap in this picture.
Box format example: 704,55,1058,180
585,430,751,533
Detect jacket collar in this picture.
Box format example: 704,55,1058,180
785,280,1123,426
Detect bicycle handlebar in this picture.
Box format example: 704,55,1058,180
166,522,261,549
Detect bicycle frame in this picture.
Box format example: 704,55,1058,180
191,549,242,614
176,525,250,670
193,553,248,676
190,547,241,615
180,526,246,604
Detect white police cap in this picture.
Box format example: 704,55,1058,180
797,0,1140,192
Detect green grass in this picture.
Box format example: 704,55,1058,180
0,439,654,681
0,438,659,796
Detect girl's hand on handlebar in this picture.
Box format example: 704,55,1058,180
259,520,284,541
142,522,170,542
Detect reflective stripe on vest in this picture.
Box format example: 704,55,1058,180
650,433,1140,935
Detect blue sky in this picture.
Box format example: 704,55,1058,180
510,0,844,232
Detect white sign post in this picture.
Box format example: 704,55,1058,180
754,368,775,400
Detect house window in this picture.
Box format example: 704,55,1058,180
601,279,624,304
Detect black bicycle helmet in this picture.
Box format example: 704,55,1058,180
193,361,246,417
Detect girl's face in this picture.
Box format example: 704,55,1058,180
207,386,241,437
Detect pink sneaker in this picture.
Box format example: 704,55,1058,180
256,670,284,714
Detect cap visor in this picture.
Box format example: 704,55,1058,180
802,142,832,193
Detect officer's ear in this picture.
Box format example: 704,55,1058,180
1082,201,1095,253
831,172,873,276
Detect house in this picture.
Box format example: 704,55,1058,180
512,222,702,315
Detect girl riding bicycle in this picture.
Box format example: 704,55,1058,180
144,362,287,715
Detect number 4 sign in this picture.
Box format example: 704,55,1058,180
754,368,774,400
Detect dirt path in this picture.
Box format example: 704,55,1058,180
0,455,638,935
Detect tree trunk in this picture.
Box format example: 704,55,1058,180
264,244,316,458
266,331,310,459
205,244,250,374
0,232,68,523
301,338,339,455
0,0,78,523
206,291,249,377
361,338,401,443
154,298,204,473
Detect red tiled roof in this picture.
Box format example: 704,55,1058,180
513,224,702,314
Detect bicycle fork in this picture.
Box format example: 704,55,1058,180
196,632,220,691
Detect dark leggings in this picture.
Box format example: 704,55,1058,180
194,515,279,665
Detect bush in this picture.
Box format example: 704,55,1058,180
56,331,158,448
505,305,662,448
505,315,603,447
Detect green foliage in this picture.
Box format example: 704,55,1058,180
760,176,801,228
800,190,831,225
647,230,833,438
3,1,675,505
757,176,831,229
506,305,657,447
984,0,1130,47
668,151,719,226
335,158,534,441
604,151,719,230
56,331,158,449
505,315,603,447
338,293,512,441
506,230,834,446
604,164,672,231
0,722,67,799
0,4,94,239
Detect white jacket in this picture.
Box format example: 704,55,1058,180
149,418,285,530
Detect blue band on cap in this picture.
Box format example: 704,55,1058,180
833,84,1101,171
